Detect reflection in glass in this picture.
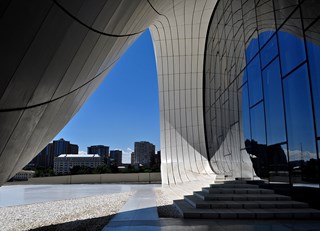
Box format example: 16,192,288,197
250,102,266,145
306,32,320,136
245,140,289,181
245,139,268,179
247,55,263,106
204,0,320,186
270,143,290,183
262,58,286,145
278,31,306,76
284,64,317,184
260,35,278,68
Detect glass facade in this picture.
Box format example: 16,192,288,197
204,0,320,187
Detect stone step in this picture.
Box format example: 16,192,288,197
174,199,320,219
194,191,291,201
184,195,309,209
202,187,274,194
210,184,259,189
218,180,249,184
215,175,226,180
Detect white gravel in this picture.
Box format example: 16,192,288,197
0,191,133,231
154,188,182,218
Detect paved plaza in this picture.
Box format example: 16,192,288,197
1,183,320,231
0,184,159,208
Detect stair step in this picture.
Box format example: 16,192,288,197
218,180,249,184
215,175,226,180
210,184,259,189
194,191,291,201
202,187,274,194
174,200,320,219
184,195,309,209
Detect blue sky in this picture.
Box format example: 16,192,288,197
54,30,160,163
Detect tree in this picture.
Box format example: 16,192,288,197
70,166,93,175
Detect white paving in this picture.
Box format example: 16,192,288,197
0,184,159,207
103,187,160,231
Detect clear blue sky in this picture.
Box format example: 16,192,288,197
54,30,159,163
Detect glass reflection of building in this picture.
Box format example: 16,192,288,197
204,0,320,187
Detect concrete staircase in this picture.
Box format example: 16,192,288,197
174,180,320,219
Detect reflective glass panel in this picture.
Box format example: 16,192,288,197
278,30,306,76
204,0,320,186
268,143,289,183
262,58,286,145
250,102,266,145
243,69,248,84
284,64,317,184
260,35,278,69
247,55,263,106
306,28,320,136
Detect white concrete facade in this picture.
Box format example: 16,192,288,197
0,0,228,185
149,0,217,184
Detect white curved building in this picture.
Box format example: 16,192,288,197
0,0,319,187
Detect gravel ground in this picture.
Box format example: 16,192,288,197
0,191,133,231
154,188,182,218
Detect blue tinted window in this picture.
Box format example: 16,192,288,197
283,64,316,159
243,69,248,83
319,140,320,159
247,55,263,106
242,84,251,142
261,35,278,69
259,31,275,47
250,102,266,145
306,39,320,136
278,31,306,76
263,58,286,145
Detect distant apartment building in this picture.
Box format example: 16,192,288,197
154,151,161,167
87,145,109,158
134,141,155,167
54,154,103,175
25,138,79,170
53,138,79,157
11,170,35,181
131,152,135,165
70,144,79,154
26,143,54,169
109,150,122,166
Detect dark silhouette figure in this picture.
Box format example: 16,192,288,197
245,139,288,178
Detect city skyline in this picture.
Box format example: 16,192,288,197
53,29,160,164
51,138,159,164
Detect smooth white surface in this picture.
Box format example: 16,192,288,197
0,184,159,208
150,0,217,184
103,186,160,231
